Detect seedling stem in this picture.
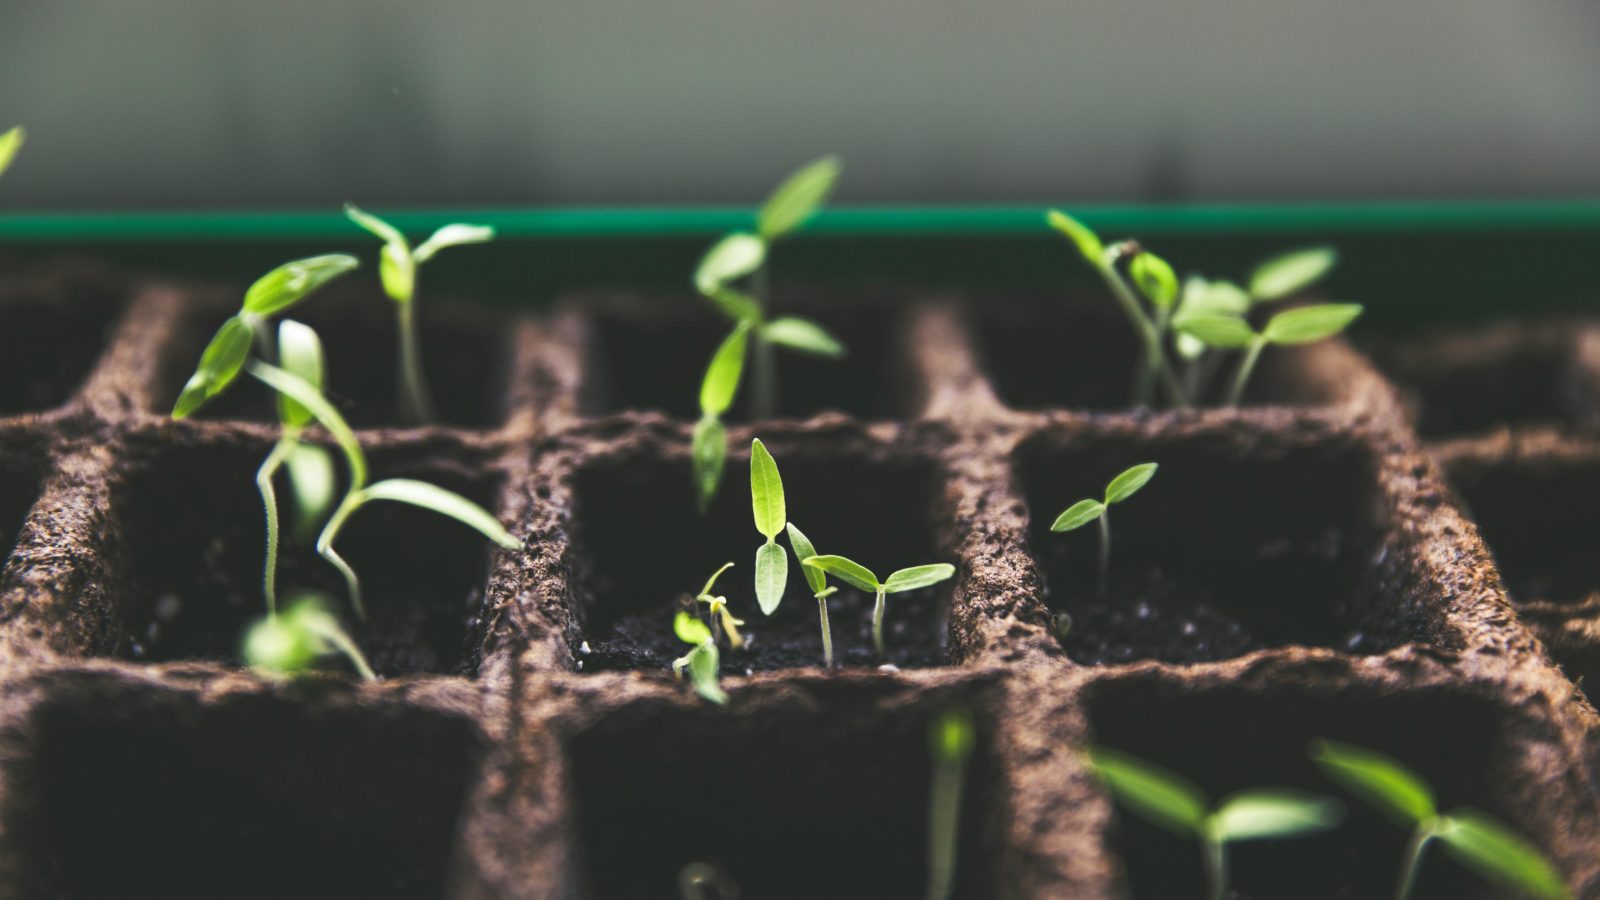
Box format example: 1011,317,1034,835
927,708,975,900
1051,463,1158,597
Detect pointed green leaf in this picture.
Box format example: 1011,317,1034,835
0,126,24,179
246,361,367,490
1212,789,1343,842
1088,746,1208,836
755,541,788,615
1104,463,1158,505
343,203,407,247
674,609,714,645
757,155,842,240
1050,498,1104,532
1249,246,1338,302
414,223,494,263
1262,304,1363,345
275,319,325,428
356,478,520,550
284,442,336,537
786,522,828,596
704,286,763,324
1176,314,1257,349
1309,740,1436,827
1046,210,1104,263
700,323,750,417
692,416,727,513
761,317,845,358
687,642,727,704
1130,252,1179,310
749,438,786,539
883,563,956,594
173,315,255,418
695,232,767,295
1436,811,1570,900
242,254,361,317
801,554,880,593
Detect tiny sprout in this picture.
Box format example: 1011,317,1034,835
785,522,838,667
0,125,24,180
694,562,745,649
1089,745,1343,900
345,204,495,425
927,707,975,900
749,439,789,616
1051,462,1157,595
672,611,727,705
1177,303,1363,406
801,555,955,657
243,594,375,681
1310,740,1570,900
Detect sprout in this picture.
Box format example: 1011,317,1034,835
1311,740,1570,900
927,707,975,900
672,611,727,705
785,522,839,667
1176,303,1364,406
243,593,375,680
693,562,745,650
0,125,24,180
748,438,789,616
1089,746,1343,900
800,555,955,657
1050,462,1157,595
345,204,495,424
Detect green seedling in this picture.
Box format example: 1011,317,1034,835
171,254,361,418
749,438,789,616
345,204,495,425
672,611,727,705
785,522,839,667
1311,740,1570,900
693,562,745,650
1088,745,1343,900
243,593,375,680
801,555,955,657
927,707,975,900
692,321,750,512
1177,302,1363,406
1051,463,1158,595
0,126,24,180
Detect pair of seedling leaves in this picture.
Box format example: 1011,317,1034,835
1091,741,1568,900
692,156,847,512
1048,210,1362,408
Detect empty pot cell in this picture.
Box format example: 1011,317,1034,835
1083,674,1567,900
110,437,506,676
0,441,43,568
157,287,510,428
1446,455,1600,605
5,682,483,899
0,278,125,414
1016,426,1404,664
575,293,912,421
567,686,1003,899
570,439,953,671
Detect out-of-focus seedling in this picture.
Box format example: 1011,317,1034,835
927,707,975,900
678,861,739,900
0,125,24,180
800,554,955,657
693,562,745,650
1051,463,1158,595
1177,303,1363,406
1088,745,1343,900
785,522,839,667
749,438,789,616
672,611,727,705
345,204,495,424
243,593,375,680
1311,740,1570,900
693,322,750,512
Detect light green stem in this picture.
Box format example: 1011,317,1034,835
818,595,833,668
1097,511,1111,597
1202,834,1228,900
397,298,436,424
305,617,377,680
1227,337,1268,407
316,496,366,620
750,264,776,419
926,743,966,900
255,436,296,616
1393,824,1435,900
1098,254,1187,408
872,589,887,657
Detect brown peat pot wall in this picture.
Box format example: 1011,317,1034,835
0,265,1595,899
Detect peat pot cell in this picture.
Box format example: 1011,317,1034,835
111,440,504,676
0,282,125,414
571,445,953,672
1446,456,1600,605
1085,676,1560,900
5,685,483,900
567,691,1002,900
575,295,913,421
974,296,1344,412
158,295,510,429
1017,428,1404,665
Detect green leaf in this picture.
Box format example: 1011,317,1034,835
343,203,407,247
1179,277,1251,318
704,286,763,323
762,317,845,358
284,442,336,537
1130,252,1179,310
1262,304,1363,345
800,555,880,593
1176,314,1257,349
1249,246,1338,302
692,416,727,513
414,223,495,263
1437,811,1570,900
757,155,842,241
695,232,767,295
275,319,325,428
687,642,727,704
883,563,956,594
698,561,735,599
1087,746,1208,836
786,522,828,596
1104,463,1158,505
1309,740,1436,827
0,126,24,179
1046,210,1104,263
1050,498,1104,532
749,438,786,540
172,315,255,418
930,707,976,763
755,541,788,615
674,609,713,645
357,478,520,550
242,254,361,317
1211,790,1343,842
246,361,367,490
700,323,750,417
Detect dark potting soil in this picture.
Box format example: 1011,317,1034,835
1446,454,1600,606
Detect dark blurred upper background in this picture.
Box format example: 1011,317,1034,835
3,0,1600,210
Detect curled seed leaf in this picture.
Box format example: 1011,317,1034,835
1211,789,1343,842
357,478,519,550
275,319,325,428
1249,246,1338,302
1262,303,1363,345
1051,498,1105,532
1104,463,1158,504
761,316,845,358
692,416,728,513
758,155,842,241
749,438,786,540
1046,209,1104,263
700,322,750,417
883,563,956,594
755,541,788,615
1130,252,1179,309
242,254,361,317
800,554,879,593
1087,746,1208,836
695,232,767,295
173,315,254,418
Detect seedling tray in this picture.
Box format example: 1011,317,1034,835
0,203,1598,899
